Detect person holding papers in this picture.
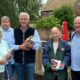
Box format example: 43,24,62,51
42,27,71,80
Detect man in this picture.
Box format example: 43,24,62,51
71,16,80,80
42,27,70,80
0,16,17,80
14,12,41,80
0,16,27,80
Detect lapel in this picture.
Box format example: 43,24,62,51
48,39,64,60
56,40,64,60
48,40,55,58
56,40,63,53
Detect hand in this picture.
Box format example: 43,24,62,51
19,43,31,51
0,59,7,64
24,40,33,49
6,53,11,60
51,65,57,70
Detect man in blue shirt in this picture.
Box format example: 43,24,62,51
0,16,19,80
71,16,80,80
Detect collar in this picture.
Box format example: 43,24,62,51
0,27,12,32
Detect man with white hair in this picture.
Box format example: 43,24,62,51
14,12,41,80
71,16,80,80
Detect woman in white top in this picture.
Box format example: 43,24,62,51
0,31,11,80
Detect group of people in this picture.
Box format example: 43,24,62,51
0,12,41,80
0,12,80,80
42,16,80,80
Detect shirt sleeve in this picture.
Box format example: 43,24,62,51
4,40,9,52
32,30,41,50
9,30,19,50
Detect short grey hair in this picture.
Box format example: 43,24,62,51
19,12,30,20
1,16,10,22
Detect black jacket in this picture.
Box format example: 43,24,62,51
14,27,35,64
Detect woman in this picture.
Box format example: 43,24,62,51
42,27,71,80
0,30,11,80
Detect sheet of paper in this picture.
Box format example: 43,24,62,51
51,59,61,69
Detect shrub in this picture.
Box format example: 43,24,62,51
36,16,61,29
54,5,74,30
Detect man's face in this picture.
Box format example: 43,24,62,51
19,15,29,27
1,19,10,30
74,19,80,33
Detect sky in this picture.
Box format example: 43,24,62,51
42,0,47,4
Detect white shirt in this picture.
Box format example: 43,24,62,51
53,42,58,55
0,39,9,73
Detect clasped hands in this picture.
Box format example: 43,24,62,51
19,39,33,51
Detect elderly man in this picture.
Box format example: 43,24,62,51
71,16,80,80
14,12,41,80
42,27,70,80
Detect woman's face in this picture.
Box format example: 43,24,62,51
50,28,60,40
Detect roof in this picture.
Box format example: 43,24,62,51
42,0,77,11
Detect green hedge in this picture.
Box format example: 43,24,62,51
54,5,74,30
36,16,61,29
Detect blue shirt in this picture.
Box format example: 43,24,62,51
71,33,80,71
32,30,41,50
1,27,19,50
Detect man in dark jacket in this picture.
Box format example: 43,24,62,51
14,12,41,80
42,27,71,80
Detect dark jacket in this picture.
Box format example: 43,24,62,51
42,39,71,80
14,27,36,64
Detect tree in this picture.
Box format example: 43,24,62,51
0,0,18,27
54,5,74,30
15,0,41,20
0,0,41,27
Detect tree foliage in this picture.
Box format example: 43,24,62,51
36,16,61,29
54,5,74,30
0,0,41,28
